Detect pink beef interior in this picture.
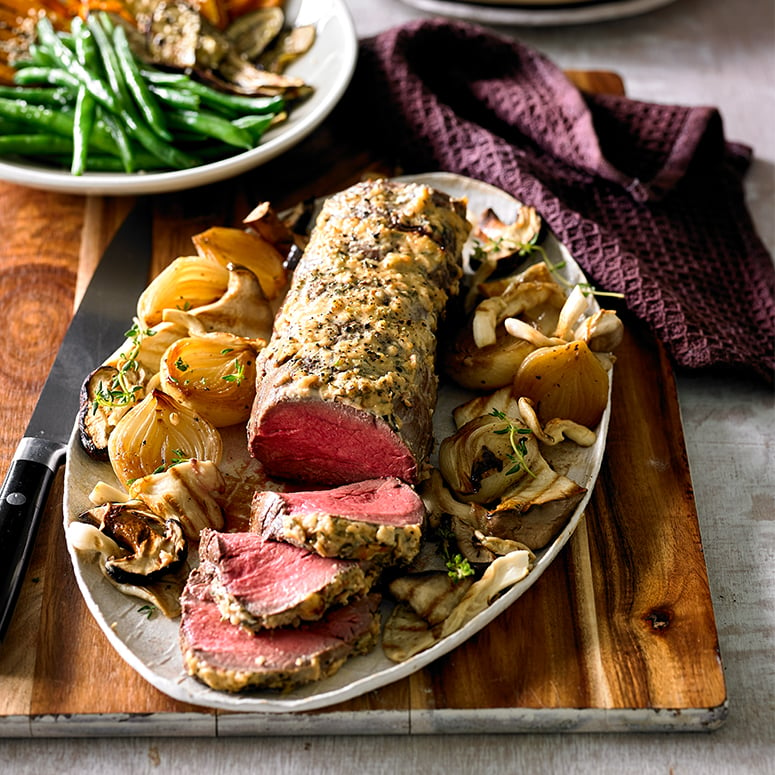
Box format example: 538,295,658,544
249,400,417,485
283,478,425,527
181,568,378,672
200,531,359,617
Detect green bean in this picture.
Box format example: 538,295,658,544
149,85,200,111
84,14,132,114
111,23,171,141
35,17,117,113
0,84,70,105
13,66,81,94
16,44,57,68
140,68,284,116
166,109,253,149
0,134,76,156
97,109,135,173
71,17,97,176
232,114,275,143
0,99,117,155
88,14,194,168
196,89,284,117
71,88,95,175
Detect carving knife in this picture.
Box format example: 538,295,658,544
0,200,152,642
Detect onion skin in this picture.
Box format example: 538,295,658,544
513,340,609,428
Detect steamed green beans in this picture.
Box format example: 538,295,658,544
0,11,291,175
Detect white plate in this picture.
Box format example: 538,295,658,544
400,0,677,26
0,0,357,196
63,172,612,713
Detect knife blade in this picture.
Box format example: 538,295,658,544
0,199,152,641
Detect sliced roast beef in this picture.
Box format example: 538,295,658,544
199,529,372,631
250,477,425,564
247,178,471,485
180,566,381,693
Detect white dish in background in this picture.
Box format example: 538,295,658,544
0,0,357,196
63,172,612,713
399,0,677,26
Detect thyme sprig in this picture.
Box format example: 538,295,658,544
222,359,245,385
490,409,536,479
473,236,624,300
92,319,154,411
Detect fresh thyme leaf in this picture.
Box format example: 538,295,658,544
175,357,190,371
489,409,537,479
138,604,156,620
93,319,151,411
222,359,245,385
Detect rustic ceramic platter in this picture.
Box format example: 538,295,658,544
0,0,357,196
62,172,612,713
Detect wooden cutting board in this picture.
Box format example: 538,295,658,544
0,71,726,737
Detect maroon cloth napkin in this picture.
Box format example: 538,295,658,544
336,19,775,385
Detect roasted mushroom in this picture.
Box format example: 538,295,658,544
128,458,226,540
78,364,145,461
78,501,187,586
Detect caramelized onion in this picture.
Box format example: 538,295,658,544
108,389,222,487
137,256,230,328
159,332,260,427
513,340,609,428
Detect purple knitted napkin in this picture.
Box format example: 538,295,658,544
337,19,775,385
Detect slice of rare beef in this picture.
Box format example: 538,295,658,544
180,566,381,693
251,477,425,564
247,178,471,486
199,529,372,631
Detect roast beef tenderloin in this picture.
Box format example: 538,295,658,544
199,529,373,631
250,477,425,564
247,178,471,485
179,566,381,693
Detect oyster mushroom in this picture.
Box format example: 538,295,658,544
182,263,276,340
574,309,625,353
471,276,566,349
466,205,543,283
517,396,597,447
483,454,587,550
77,501,187,586
129,458,226,540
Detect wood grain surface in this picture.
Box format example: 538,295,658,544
0,71,726,736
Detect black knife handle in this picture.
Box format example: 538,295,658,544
0,439,65,641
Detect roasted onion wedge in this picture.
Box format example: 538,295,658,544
108,389,222,488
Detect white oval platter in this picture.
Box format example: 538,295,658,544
62,171,612,713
